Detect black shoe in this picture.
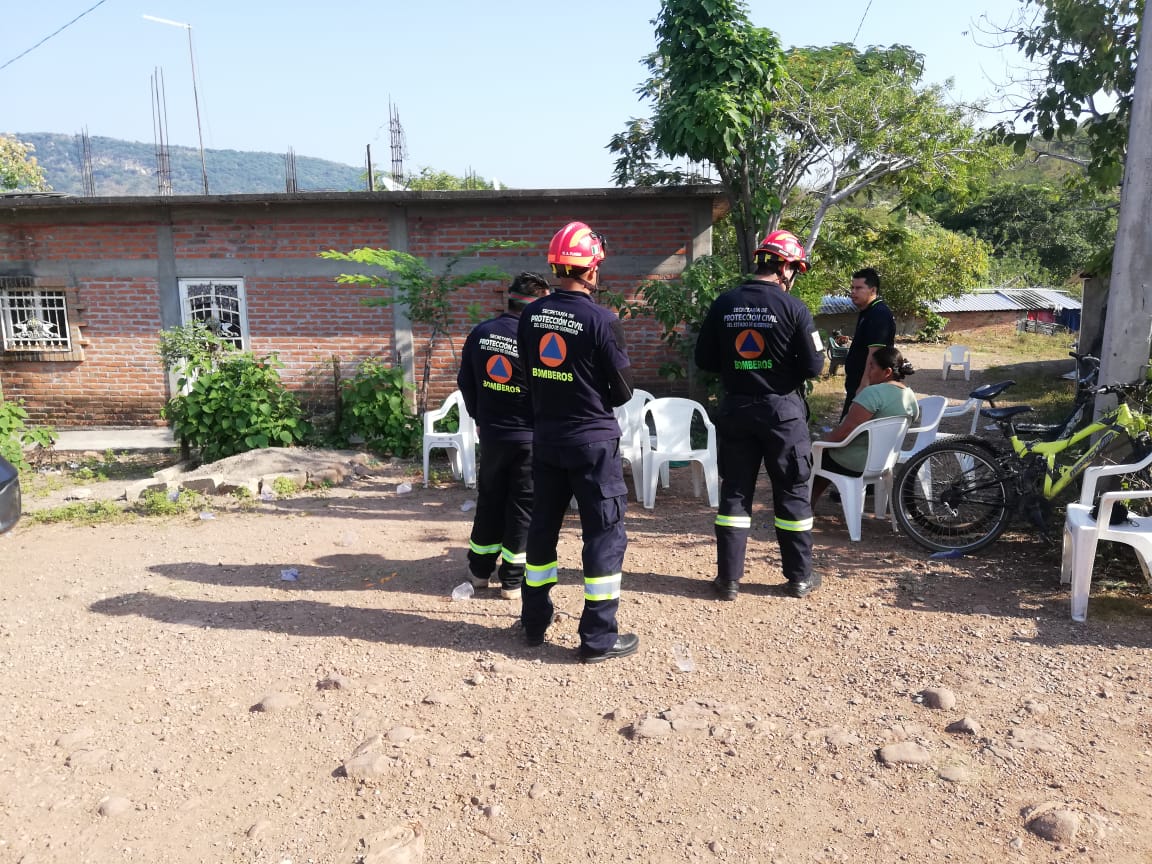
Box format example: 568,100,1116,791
789,573,823,598
578,633,640,664
520,612,554,647
711,578,739,601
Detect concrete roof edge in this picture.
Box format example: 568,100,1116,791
0,184,728,212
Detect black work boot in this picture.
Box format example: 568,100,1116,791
578,633,640,663
789,572,823,598
711,578,739,601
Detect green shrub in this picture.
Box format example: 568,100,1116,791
134,488,207,516
0,397,55,471
28,500,124,525
161,353,311,463
916,310,949,343
338,358,422,456
271,476,299,497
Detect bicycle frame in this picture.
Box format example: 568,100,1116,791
1006,402,1147,499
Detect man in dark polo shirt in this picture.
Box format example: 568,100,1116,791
842,267,895,418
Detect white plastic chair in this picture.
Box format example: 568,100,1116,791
1061,449,1152,622
942,345,972,381
809,415,911,541
641,397,719,510
897,395,946,463
613,389,655,502
422,390,478,488
941,397,983,434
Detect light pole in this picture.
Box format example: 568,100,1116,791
143,14,209,195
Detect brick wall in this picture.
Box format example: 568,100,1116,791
0,189,721,427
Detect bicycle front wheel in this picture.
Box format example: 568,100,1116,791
894,438,1014,553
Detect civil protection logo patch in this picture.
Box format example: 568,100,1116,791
538,332,568,368
486,354,513,383
735,329,765,359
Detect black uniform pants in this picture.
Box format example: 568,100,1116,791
522,439,628,653
467,438,533,590
714,392,814,585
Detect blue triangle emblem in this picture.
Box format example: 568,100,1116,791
492,357,510,377
739,333,760,353
541,334,564,360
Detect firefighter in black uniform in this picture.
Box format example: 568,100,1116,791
457,272,552,600
695,229,826,600
517,221,639,663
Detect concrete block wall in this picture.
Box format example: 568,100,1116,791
0,188,721,427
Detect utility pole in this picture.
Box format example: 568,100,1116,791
1098,0,1152,395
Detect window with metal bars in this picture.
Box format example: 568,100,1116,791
177,278,249,350
0,278,72,352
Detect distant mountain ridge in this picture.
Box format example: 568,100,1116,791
9,133,366,196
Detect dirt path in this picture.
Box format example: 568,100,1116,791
3,436,1152,862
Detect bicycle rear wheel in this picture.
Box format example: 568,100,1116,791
894,437,1014,553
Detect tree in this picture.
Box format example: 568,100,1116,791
804,209,991,326
772,44,995,251
0,135,49,192
612,0,783,273
611,2,992,270
996,0,1141,189
935,180,1117,283
320,241,526,414
371,166,496,191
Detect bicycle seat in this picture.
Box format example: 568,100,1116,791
969,381,1016,401
981,405,1034,422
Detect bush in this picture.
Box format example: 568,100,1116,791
0,397,55,471
161,353,311,463
338,358,422,456
916,310,949,343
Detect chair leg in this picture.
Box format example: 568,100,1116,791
691,461,702,499
840,479,865,541
1069,530,1100,622
423,445,432,488
447,447,463,481
643,452,658,510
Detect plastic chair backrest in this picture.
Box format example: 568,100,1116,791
946,345,970,363
423,390,475,444
1076,445,1152,505
855,415,912,475
906,395,946,449
645,397,705,453
614,389,654,445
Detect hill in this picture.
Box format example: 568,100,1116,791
8,132,366,196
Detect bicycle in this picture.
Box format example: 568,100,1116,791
893,379,1152,554
952,352,1099,443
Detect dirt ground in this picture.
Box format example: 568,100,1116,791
3,341,1152,864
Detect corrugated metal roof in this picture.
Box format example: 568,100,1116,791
818,296,857,315
997,288,1082,310
931,292,1022,313
818,289,1081,317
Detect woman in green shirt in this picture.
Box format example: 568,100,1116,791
811,346,919,505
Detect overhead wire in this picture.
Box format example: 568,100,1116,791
0,0,111,72
852,0,875,44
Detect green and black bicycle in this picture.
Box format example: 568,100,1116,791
893,379,1152,554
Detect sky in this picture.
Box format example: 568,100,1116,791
2,0,1035,189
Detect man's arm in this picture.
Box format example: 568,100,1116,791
603,319,634,408
791,307,826,380
693,304,721,372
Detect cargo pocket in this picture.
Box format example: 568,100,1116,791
596,480,629,531
784,445,813,487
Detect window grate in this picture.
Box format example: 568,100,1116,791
179,279,247,351
1,288,72,352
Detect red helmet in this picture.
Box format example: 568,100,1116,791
547,222,607,275
755,229,809,273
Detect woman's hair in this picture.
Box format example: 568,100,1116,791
872,345,915,381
